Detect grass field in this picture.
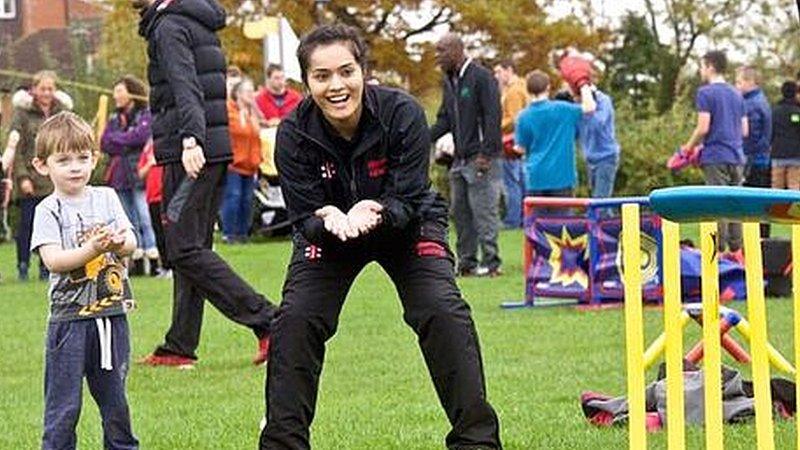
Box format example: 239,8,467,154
0,228,798,449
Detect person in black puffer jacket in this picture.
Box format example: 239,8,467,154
135,0,277,368
771,81,800,190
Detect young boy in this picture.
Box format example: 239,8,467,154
30,111,139,449
681,50,747,253
514,70,596,215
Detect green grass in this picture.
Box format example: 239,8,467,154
0,229,797,449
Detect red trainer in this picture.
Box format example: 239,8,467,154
138,353,196,369
253,336,270,365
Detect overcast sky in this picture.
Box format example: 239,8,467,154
411,0,756,63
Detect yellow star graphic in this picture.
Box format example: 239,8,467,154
543,227,589,288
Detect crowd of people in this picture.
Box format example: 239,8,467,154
0,67,302,282
2,0,800,449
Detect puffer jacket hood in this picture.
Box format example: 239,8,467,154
11,89,73,111
139,0,226,38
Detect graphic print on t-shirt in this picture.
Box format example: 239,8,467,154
31,187,134,322
68,220,127,317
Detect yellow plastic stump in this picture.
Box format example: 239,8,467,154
622,204,647,449
793,225,800,450
95,94,109,139
643,311,691,370
733,318,795,375
662,220,685,449
742,223,775,450
700,222,723,450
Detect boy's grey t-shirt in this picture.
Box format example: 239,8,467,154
31,186,135,322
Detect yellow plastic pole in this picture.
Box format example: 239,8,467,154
742,223,775,450
734,318,796,375
662,220,685,449
792,225,800,450
700,222,723,450
95,94,109,139
643,311,691,370
622,204,646,450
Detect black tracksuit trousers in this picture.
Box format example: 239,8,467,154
155,162,276,359
260,224,501,449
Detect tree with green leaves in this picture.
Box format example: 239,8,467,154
604,13,676,115
98,0,148,80
266,0,607,94
639,0,758,111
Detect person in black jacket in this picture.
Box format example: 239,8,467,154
134,0,276,367
771,81,800,190
260,24,501,450
430,34,503,277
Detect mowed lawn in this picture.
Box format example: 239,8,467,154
0,228,798,449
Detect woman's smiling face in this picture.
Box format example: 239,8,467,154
305,41,364,134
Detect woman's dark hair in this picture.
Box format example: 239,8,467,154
296,24,368,85
115,74,149,109
781,81,798,100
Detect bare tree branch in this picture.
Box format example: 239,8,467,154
643,0,661,42
371,5,395,35
400,7,451,40
329,4,366,32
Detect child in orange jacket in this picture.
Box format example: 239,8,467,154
221,78,263,243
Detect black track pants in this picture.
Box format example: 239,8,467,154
260,225,501,449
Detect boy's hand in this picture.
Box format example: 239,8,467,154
346,200,383,235
103,228,128,254
87,227,112,254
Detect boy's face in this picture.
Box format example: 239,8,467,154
700,60,714,82
33,149,96,197
735,75,755,93
493,66,511,87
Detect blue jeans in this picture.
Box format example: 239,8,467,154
221,171,255,238
501,157,525,228
116,189,156,251
586,157,619,198
43,315,138,450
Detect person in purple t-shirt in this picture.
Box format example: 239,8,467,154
681,50,748,253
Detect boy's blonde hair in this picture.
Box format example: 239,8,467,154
35,111,97,160
736,66,759,84
32,70,58,88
